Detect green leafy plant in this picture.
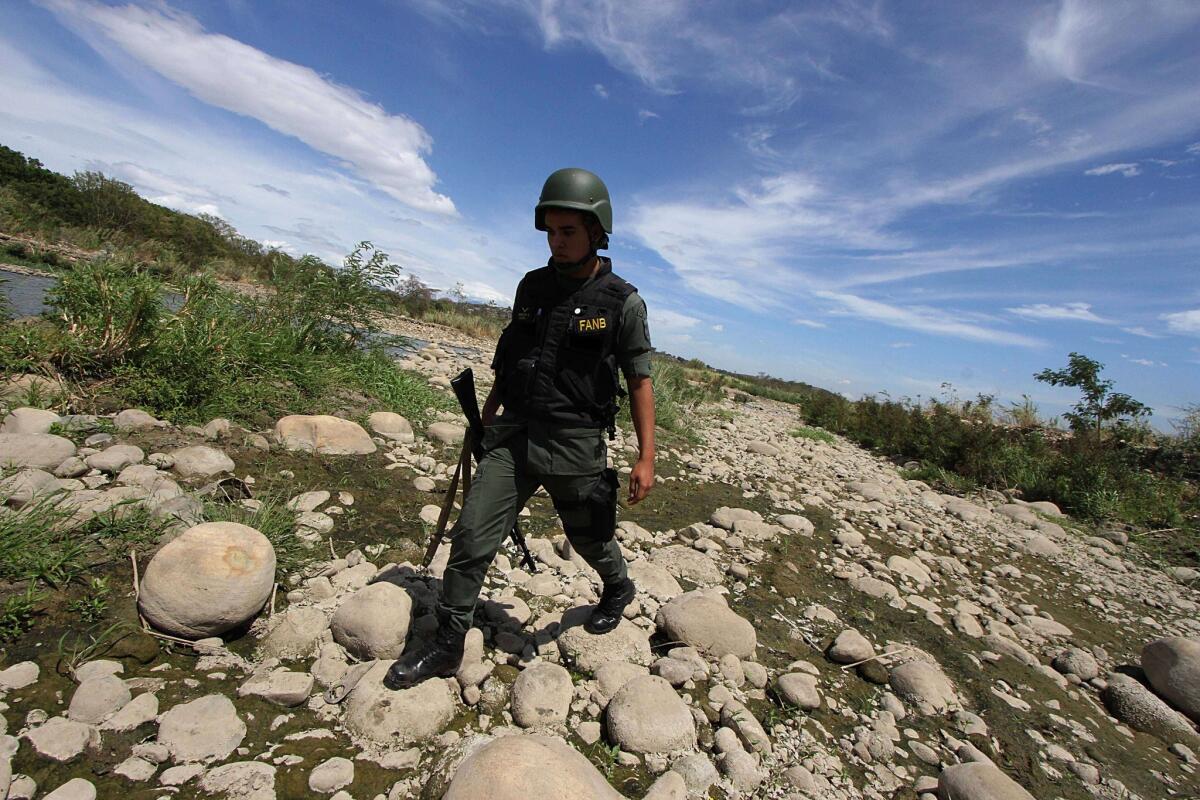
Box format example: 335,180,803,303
0,586,44,642
66,577,111,623
1035,353,1149,442
791,426,836,444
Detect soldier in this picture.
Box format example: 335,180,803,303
385,168,656,689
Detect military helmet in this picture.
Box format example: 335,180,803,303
535,168,613,236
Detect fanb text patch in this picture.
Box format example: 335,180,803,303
573,316,608,334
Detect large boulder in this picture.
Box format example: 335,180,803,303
606,675,696,754
113,409,164,431
274,415,376,455
1101,672,1200,745
889,660,961,715
557,606,653,673
511,662,573,728
0,433,75,470
368,411,414,442
938,762,1035,800
157,694,246,763
655,591,756,659
169,446,235,478
342,662,456,745
0,468,61,507
443,735,623,800
138,522,276,638
86,444,145,475
426,422,465,445
330,582,411,660
1142,637,1200,722
1,407,60,435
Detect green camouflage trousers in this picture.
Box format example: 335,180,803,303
436,427,627,635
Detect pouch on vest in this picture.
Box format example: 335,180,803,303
587,467,620,542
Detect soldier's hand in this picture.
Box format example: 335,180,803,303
628,459,654,505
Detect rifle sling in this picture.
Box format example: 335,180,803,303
423,432,474,566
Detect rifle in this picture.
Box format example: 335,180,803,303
422,368,538,573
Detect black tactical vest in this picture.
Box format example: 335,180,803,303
495,260,636,429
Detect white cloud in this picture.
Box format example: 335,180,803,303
1122,326,1163,338
818,291,1044,348
637,109,660,123
1189,142,1200,155
650,308,702,334
42,0,455,214
593,83,609,99
1163,309,1200,334
890,341,913,348
1085,162,1141,177
792,319,827,329
1006,302,1112,322
711,324,724,332
1125,356,1156,367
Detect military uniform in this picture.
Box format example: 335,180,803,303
437,257,652,635
385,166,650,691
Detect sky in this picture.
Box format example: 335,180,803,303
2,0,1198,427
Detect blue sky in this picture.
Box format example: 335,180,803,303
2,0,1198,426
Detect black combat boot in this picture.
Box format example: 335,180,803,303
383,628,465,690
585,577,636,635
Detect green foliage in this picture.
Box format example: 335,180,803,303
45,255,164,370
66,577,111,623
1035,352,1150,438
264,241,403,353
0,586,43,643
790,426,836,444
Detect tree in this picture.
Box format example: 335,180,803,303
1034,353,1149,441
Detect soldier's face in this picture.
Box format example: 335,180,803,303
544,209,594,264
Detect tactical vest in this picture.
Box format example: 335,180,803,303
495,260,636,431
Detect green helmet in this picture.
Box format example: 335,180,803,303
535,168,613,237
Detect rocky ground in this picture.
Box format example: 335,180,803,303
0,321,1199,800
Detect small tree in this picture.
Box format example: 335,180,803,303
1034,353,1149,441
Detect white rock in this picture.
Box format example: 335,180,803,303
0,661,39,691
24,717,96,762
258,605,330,660
113,409,163,431
655,591,756,659
85,445,145,474
287,490,331,512
275,415,377,455
626,561,683,602
606,675,696,754
99,692,158,732
368,411,414,442
511,663,573,727
557,607,653,673
776,673,821,710
309,756,354,794
138,522,276,638
1143,637,1200,722
157,694,246,763
238,669,314,707
0,468,60,507
113,756,157,781
828,629,874,664
938,761,1035,799
330,582,412,660
169,445,235,478
0,433,76,470
342,662,455,745
889,660,961,715
67,675,131,724
776,514,814,534
426,422,465,445
42,777,96,800
1101,672,1200,744
442,734,623,800
1,407,60,434
198,761,276,800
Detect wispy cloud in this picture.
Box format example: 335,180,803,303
593,83,608,99
818,291,1044,348
792,319,827,329
1006,302,1113,322
1085,162,1141,177
1163,309,1200,334
41,0,455,214
1123,326,1163,339
637,109,660,124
